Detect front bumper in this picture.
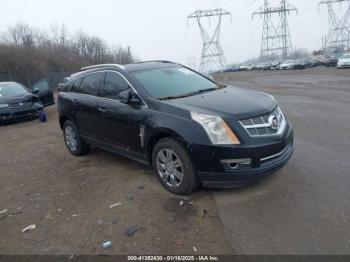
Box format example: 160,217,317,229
338,64,350,68
0,106,40,123
190,122,294,188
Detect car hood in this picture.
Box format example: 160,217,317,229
166,86,277,120
0,92,35,104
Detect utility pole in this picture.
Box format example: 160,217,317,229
319,0,350,51
253,0,298,62
187,8,231,73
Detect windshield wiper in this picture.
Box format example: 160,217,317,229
185,87,218,96
158,95,187,100
158,86,225,100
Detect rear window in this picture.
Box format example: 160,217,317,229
33,79,50,91
71,72,105,96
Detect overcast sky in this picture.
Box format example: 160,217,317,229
0,0,343,67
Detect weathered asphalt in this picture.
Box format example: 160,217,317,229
214,68,350,254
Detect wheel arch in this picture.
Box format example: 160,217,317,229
59,114,72,130
146,128,188,166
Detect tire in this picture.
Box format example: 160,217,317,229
152,138,199,195
63,120,90,156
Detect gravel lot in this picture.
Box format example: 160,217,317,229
0,104,231,255
214,68,350,254
0,67,349,255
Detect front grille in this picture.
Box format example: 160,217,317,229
13,110,35,117
239,107,286,137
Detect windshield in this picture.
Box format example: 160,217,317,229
341,54,350,59
131,66,219,99
0,82,28,98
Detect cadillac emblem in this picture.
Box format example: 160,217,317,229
268,115,280,130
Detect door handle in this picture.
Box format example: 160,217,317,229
98,107,107,113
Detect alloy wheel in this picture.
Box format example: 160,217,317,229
156,148,184,188
64,126,78,152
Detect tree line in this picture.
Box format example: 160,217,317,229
0,23,137,87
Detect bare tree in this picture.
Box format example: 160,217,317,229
0,23,137,86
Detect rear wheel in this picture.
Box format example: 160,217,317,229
63,120,90,156
152,138,199,194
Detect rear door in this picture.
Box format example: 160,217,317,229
99,71,149,153
70,72,106,139
32,79,55,106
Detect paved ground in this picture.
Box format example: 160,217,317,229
214,68,350,254
0,68,349,255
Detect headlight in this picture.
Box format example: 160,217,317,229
0,104,9,109
191,112,240,145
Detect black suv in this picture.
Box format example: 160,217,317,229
58,61,294,194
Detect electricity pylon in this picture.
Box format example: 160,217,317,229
253,0,298,62
187,8,231,73
319,0,350,50
187,57,197,70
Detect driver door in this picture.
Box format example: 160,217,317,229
99,71,149,153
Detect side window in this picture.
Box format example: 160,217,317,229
102,72,130,100
70,78,83,93
72,72,106,96
79,72,105,96
33,79,50,92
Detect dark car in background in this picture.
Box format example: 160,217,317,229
0,82,44,124
301,57,323,68
280,59,306,70
32,78,55,106
323,56,338,67
58,61,294,194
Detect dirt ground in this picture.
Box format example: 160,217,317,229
0,105,232,255
1,67,350,255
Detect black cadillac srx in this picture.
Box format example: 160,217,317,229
58,61,294,194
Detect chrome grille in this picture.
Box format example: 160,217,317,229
239,107,286,137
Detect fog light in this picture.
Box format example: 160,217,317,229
221,158,252,170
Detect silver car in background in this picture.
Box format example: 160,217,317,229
337,53,350,69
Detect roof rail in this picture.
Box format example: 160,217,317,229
80,64,125,71
135,60,176,65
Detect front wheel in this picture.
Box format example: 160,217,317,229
152,138,199,195
63,120,90,156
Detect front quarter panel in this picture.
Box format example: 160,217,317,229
58,92,78,127
144,99,211,147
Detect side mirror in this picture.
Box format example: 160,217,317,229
119,90,141,105
32,88,39,94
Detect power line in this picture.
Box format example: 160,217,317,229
253,0,298,62
187,8,231,73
